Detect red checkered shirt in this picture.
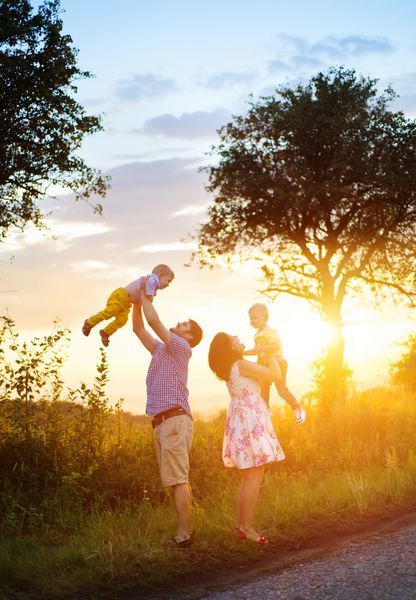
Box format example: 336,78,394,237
145,333,192,417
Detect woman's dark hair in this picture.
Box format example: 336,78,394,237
208,332,242,381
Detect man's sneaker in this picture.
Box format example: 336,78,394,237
99,330,110,347
82,319,91,336
168,536,192,548
294,407,306,424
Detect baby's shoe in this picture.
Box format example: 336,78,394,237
82,319,91,336
294,406,306,424
99,330,110,347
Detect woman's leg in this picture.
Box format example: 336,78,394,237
237,465,265,541
236,475,246,529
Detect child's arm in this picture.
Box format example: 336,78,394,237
238,360,283,385
243,338,280,356
242,347,259,356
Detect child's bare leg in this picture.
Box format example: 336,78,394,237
259,355,281,408
274,358,299,409
268,355,283,383
275,383,299,409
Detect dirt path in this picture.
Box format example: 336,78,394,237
197,513,416,599
142,506,416,600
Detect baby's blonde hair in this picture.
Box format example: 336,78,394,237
152,264,174,278
249,303,269,318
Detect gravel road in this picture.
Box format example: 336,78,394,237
198,521,416,600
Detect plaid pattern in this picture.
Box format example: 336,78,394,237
146,333,192,417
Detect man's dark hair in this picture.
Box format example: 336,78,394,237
188,319,203,348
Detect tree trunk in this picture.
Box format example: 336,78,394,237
322,329,345,410
321,284,346,412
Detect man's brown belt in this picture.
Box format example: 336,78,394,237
151,405,188,429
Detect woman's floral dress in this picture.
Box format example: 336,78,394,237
222,362,286,469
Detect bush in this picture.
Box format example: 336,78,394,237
1,317,416,537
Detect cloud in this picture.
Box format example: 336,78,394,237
59,158,208,257
267,59,291,72
140,109,230,139
276,34,309,55
204,71,257,89
48,221,112,240
111,147,192,161
291,56,324,69
382,72,416,95
108,157,204,188
1,157,211,330
135,242,197,253
391,93,416,116
69,260,149,282
0,220,112,255
1,157,208,273
171,205,207,217
113,73,178,102
312,35,395,58
268,34,396,73
71,260,110,272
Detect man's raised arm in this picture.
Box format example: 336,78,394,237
141,288,172,346
132,302,156,353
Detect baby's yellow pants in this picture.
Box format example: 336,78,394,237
87,288,131,336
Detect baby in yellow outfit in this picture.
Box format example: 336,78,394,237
244,303,306,424
82,264,174,347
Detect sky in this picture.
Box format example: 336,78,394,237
1,0,415,415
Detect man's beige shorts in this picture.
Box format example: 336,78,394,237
154,414,193,487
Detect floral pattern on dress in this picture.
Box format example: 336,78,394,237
222,362,285,469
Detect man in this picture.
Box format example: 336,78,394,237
132,287,203,547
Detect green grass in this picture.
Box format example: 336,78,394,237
1,465,415,597
1,385,416,597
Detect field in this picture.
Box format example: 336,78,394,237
0,320,415,597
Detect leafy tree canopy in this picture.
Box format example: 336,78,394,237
0,0,109,239
197,67,416,316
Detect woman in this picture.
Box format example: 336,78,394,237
208,332,285,545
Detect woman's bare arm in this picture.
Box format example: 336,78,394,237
238,359,282,384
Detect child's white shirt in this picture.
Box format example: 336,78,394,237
124,274,160,303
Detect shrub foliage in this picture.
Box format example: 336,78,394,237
0,317,415,537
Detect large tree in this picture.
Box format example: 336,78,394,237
0,0,109,239
196,67,416,408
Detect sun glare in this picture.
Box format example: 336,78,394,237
277,309,334,362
